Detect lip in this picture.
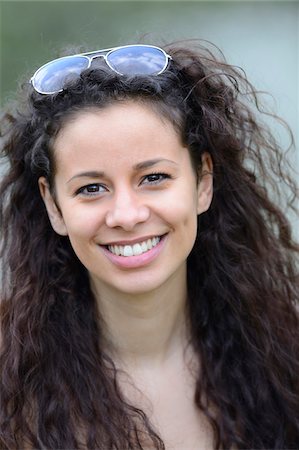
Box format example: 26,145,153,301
99,234,168,269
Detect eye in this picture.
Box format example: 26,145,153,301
76,183,107,197
141,173,171,185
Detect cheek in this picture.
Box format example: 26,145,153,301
62,206,105,239
161,197,198,233
163,183,199,220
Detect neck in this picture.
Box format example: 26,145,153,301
90,268,190,368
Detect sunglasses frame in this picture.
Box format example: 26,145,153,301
31,44,172,95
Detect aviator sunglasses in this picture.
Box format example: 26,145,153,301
31,44,172,95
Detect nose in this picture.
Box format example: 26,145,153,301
105,188,150,231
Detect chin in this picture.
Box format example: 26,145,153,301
90,270,173,298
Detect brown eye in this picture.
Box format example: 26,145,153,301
141,173,171,185
76,184,107,196
86,185,100,193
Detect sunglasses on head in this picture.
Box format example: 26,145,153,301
30,44,172,95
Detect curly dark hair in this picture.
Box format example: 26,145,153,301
0,40,298,449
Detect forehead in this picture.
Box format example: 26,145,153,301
55,100,181,140
53,101,188,171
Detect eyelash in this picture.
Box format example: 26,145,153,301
75,172,172,197
140,172,172,185
76,184,107,197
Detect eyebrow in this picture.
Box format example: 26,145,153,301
133,158,178,170
67,158,178,183
67,171,105,184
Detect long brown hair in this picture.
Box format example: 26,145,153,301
1,41,298,449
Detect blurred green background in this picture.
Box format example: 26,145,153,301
1,0,298,233
1,1,298,145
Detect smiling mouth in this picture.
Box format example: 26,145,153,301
106,236,163,257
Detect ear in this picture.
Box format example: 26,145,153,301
38,177,68,236
197,152,213,215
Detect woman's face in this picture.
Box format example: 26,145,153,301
39,101,213,296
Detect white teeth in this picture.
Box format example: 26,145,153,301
141,241,148,252
147,239,153,250
123,245,133,257
108,236,162,257
132,243,143,255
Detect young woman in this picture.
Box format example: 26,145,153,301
0,42,298,449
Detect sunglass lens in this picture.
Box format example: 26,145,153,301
33,56,89,94
107,46,167,76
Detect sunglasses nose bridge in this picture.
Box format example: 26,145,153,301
88,54,109,70
88,53,106,64
89,54,106,62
